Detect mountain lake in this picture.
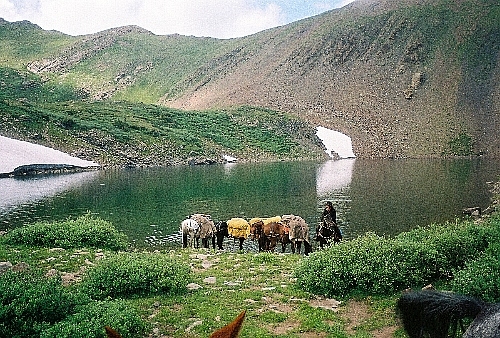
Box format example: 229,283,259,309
1,158,499,251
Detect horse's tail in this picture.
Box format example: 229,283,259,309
397,290,484,338
209,310,246,338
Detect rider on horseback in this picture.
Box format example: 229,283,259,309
317,201,342,244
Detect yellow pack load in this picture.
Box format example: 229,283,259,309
249,216,281,226
227,218,250,239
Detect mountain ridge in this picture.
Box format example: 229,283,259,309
0,0,499,159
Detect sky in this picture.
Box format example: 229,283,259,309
0,0,355,39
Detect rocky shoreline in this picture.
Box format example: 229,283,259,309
0,163,100,178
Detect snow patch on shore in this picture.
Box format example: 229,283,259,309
316,127,355,159
0,136,98,174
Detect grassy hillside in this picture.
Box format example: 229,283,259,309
0,66,325,166
0,21,238,105
0,19,74,67
0,0,499,160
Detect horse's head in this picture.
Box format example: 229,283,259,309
216,221,229,236
105,310,246,338
249,220,264,239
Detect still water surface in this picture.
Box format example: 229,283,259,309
1,159,499,249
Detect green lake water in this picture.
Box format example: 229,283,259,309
1,158,499,250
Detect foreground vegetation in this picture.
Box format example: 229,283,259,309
297,215,500,301
1,202,500,337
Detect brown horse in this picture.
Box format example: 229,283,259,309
276,222,293,253
281,215,312,255
249,219,281,252
190,214,217,249
105,310,246,338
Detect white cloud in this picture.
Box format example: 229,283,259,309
134,0,286,38
0,0,353,38
0,0,287,38
0,0,20,20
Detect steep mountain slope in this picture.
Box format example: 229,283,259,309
165,0,500,158
0,0,498,159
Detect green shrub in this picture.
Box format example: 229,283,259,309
295,218,500,298
40,300,147,338
396,220,496,275
4,214,128,250
80,252,191,299
451,242,500,303
0,270,82,338
295,233,442,297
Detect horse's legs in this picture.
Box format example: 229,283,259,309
182,233,188,248
281,237,286,253
269,238,277,252
211,235,216,250
261,237,271,252
291,240,296,254
257,237,264,252
304,242,312,255
217,234,224,250
296,241,302,254
239,238,244,251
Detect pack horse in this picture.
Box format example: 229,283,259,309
180,214,216,249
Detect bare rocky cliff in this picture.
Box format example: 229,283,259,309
164,0,500,158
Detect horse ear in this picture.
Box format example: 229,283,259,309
105,326,123,338
209,310,246,338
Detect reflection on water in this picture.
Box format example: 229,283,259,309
316,159,355,195
0,159,499,249
348,159,498,238
0,171,99,217
315,159,355,236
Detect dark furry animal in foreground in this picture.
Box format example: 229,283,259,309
396,290,500,338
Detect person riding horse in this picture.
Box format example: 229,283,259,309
317,201,342,247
